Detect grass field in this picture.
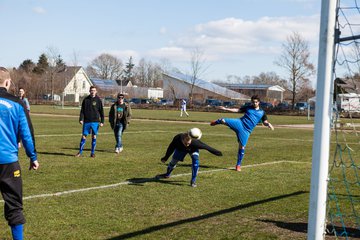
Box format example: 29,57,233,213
0,107,345,239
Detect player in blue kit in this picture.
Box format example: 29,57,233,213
210,95,274,171
75,86,104,158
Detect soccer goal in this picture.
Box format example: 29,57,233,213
308,0,360,239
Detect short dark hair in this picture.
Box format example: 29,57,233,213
251,95,260,102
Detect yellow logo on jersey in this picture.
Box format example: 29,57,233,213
14,170,20,177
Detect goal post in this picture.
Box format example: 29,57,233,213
307,0,337,239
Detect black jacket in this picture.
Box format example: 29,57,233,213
79,95,104,123
162,133,222,161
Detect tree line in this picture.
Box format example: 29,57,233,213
7,31,315,107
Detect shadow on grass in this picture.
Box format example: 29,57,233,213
62,147,113,153
258,219,360,238
107,191,307,240
127,177,185,187
37,151,75,157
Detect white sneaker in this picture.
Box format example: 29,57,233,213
115,148,120,154
119,147,123,152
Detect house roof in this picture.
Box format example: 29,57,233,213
54,66,83,90
90,78,119,91
56,66,82,82
220,83,285,92
163,72,250,100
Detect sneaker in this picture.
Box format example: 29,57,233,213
155,174,170,179
235,165,241,171
191,182,197,187
90,153,96,158
74,153,82,157
115,148,120,154
119,147,123,153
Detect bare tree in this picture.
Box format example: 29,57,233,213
252,72,287,88
86,53,123,80
46,47,67,98
275,32,315,108
188,48,209,105
134,58,162,87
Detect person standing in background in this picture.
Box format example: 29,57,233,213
75,86,104,158
18,88,30,113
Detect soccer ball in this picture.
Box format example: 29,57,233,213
189,127,202,139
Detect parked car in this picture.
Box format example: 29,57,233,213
205,99,222,106
130,98,150,105
294,102,308,111
158,99,174,106
260,102,273,110
222,101,236,107
275,102,290,110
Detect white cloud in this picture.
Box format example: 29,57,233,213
147,47,189,61
32,6,46,14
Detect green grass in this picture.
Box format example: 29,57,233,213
0,106,331,239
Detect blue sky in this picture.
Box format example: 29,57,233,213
0,0,321,82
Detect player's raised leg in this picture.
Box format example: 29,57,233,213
190,151,199,187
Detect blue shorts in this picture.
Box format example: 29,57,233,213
224,118,250,146
173,149,199,161
82,122,100,136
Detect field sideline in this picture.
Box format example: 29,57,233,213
0,108,325,239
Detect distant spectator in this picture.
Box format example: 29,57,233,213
18,88,30,113
180,99,189,117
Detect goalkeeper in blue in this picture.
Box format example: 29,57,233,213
210,95,274,172
156,128,222,187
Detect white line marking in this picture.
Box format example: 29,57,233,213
11,160,308,202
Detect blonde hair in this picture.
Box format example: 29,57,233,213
0,67,10,84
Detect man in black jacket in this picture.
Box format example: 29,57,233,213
75,86,104,158
156,128,222,187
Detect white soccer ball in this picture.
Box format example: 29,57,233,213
189,127,202,139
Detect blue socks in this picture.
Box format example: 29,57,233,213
166,161,176,176
91,138,97,154
237,148,245,166
11,224,23,240
191,154,199,183
79,138,86,154
214,119,223,125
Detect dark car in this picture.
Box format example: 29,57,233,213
294,102,308,111
130,98,149,105
205,99,222,106
275,102,290,110
158,99,174,106
260,102,273,110
222,101,235,107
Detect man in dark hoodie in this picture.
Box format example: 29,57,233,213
75,86,104,158
156,128,222,187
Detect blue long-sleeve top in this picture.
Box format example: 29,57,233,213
0,87,37,163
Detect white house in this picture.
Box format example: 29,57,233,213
57,66,93,103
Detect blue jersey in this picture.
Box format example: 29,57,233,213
240,106,267,133
224,106,267,146
0,88,37,164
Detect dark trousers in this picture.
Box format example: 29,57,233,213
0,161,25,226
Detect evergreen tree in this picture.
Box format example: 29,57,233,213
33,53,49,74
19,59,35,73
123,56,135,81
